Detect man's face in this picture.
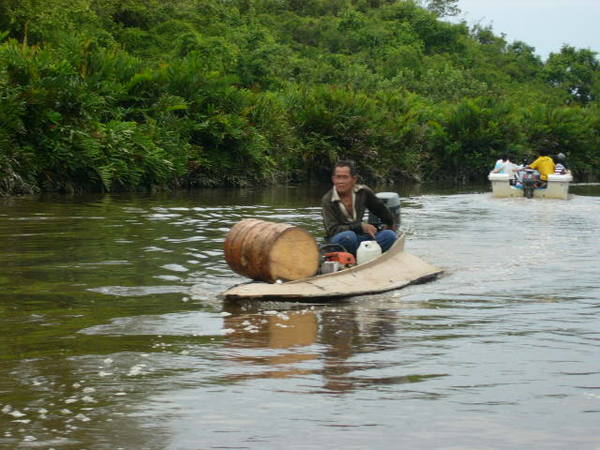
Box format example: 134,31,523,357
332,166,357,195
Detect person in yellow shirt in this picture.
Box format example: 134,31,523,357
526,149,556,182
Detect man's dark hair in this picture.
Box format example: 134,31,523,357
539,149,549,156
334,160,357,176
500,154,508,162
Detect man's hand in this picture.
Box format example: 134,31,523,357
361,223,377,238
380,224,398,232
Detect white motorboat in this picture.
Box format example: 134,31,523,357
489,172,573,199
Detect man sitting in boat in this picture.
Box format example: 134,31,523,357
321,160,396,255
492,154,516,174
518,149,556,187
492,154,520,185
554,152,570,175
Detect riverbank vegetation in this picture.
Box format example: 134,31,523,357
1,0,599,194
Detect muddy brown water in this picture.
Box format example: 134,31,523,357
1,184,599,449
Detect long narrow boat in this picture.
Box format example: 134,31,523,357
220,233,442,300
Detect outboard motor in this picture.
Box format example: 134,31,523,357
368,192,401,229
520,169,540,199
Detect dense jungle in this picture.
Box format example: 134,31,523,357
1,0,599,195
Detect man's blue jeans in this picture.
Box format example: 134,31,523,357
329,229,396,255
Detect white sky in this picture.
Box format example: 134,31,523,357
451,0,600,60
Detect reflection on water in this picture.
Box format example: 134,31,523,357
1,186,600,449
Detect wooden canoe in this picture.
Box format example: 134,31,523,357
220,233,442,300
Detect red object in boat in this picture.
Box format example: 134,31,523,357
324,252,356,266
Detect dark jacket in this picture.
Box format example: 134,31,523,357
321,185,394,239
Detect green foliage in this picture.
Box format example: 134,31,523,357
285,85,382,180
421,0,460,18
427,98,517,182
545,45,600,104
518,104,599,179
1,0,600,195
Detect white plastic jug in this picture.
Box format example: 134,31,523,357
356,240,382,265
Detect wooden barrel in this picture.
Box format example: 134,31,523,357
224,219,319,283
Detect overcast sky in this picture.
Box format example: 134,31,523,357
451,0,600,60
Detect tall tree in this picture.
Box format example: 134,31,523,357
545,45,600,104
421,0,460,17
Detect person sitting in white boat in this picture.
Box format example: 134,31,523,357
553,152,570,175
492,154,514,174
492,154,520,184
518,149,556,187
321,160,396,256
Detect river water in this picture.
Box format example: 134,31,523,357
1,184,599,449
